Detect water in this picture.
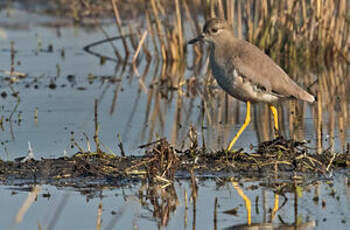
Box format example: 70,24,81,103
1,7,350,230
2,173,350,229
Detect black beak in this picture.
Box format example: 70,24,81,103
188,33,204,44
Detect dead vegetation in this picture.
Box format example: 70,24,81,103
1,136,349,187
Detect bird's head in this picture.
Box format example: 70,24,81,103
188,18,233,45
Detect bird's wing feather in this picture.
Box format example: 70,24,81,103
230,40,303,98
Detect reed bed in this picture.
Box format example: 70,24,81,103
96,0,350,64
23,0,349,65
117,1,347,149
79,0,350,153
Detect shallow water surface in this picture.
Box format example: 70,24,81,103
1,173,350,229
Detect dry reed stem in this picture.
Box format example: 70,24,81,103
83,132,91,152
210,0,216,18
150,0,167,61
217,0,225,19
145,9,159,58
236,0,242,39
94,99,101,154
117,133,125,157
111,0,129,58
132,31,148,63
73,140,85,153
175,0,184,59
227,0,234,26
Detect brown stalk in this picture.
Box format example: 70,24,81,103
150,0,167,62
217,0,225,19
175,0,184,59
226,0,234,26
117,133,126,157
132,31,148,63
210,0,216,18
94,99,102,154
111,0,130,58
236,0,242,39
145,9,159,59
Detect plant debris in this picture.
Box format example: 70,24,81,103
1,137,349,188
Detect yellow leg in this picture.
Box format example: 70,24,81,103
232,181,251,225
227,101,251,151
269,105,279,133
271,193,279,220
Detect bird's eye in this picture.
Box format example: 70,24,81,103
211,28,218,33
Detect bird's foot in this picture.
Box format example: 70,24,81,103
224,148,244,161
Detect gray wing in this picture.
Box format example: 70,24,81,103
230,40,314,102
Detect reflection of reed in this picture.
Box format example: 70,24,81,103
143,184,178,227
134,176,317,229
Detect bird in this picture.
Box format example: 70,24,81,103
188,18,315,151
